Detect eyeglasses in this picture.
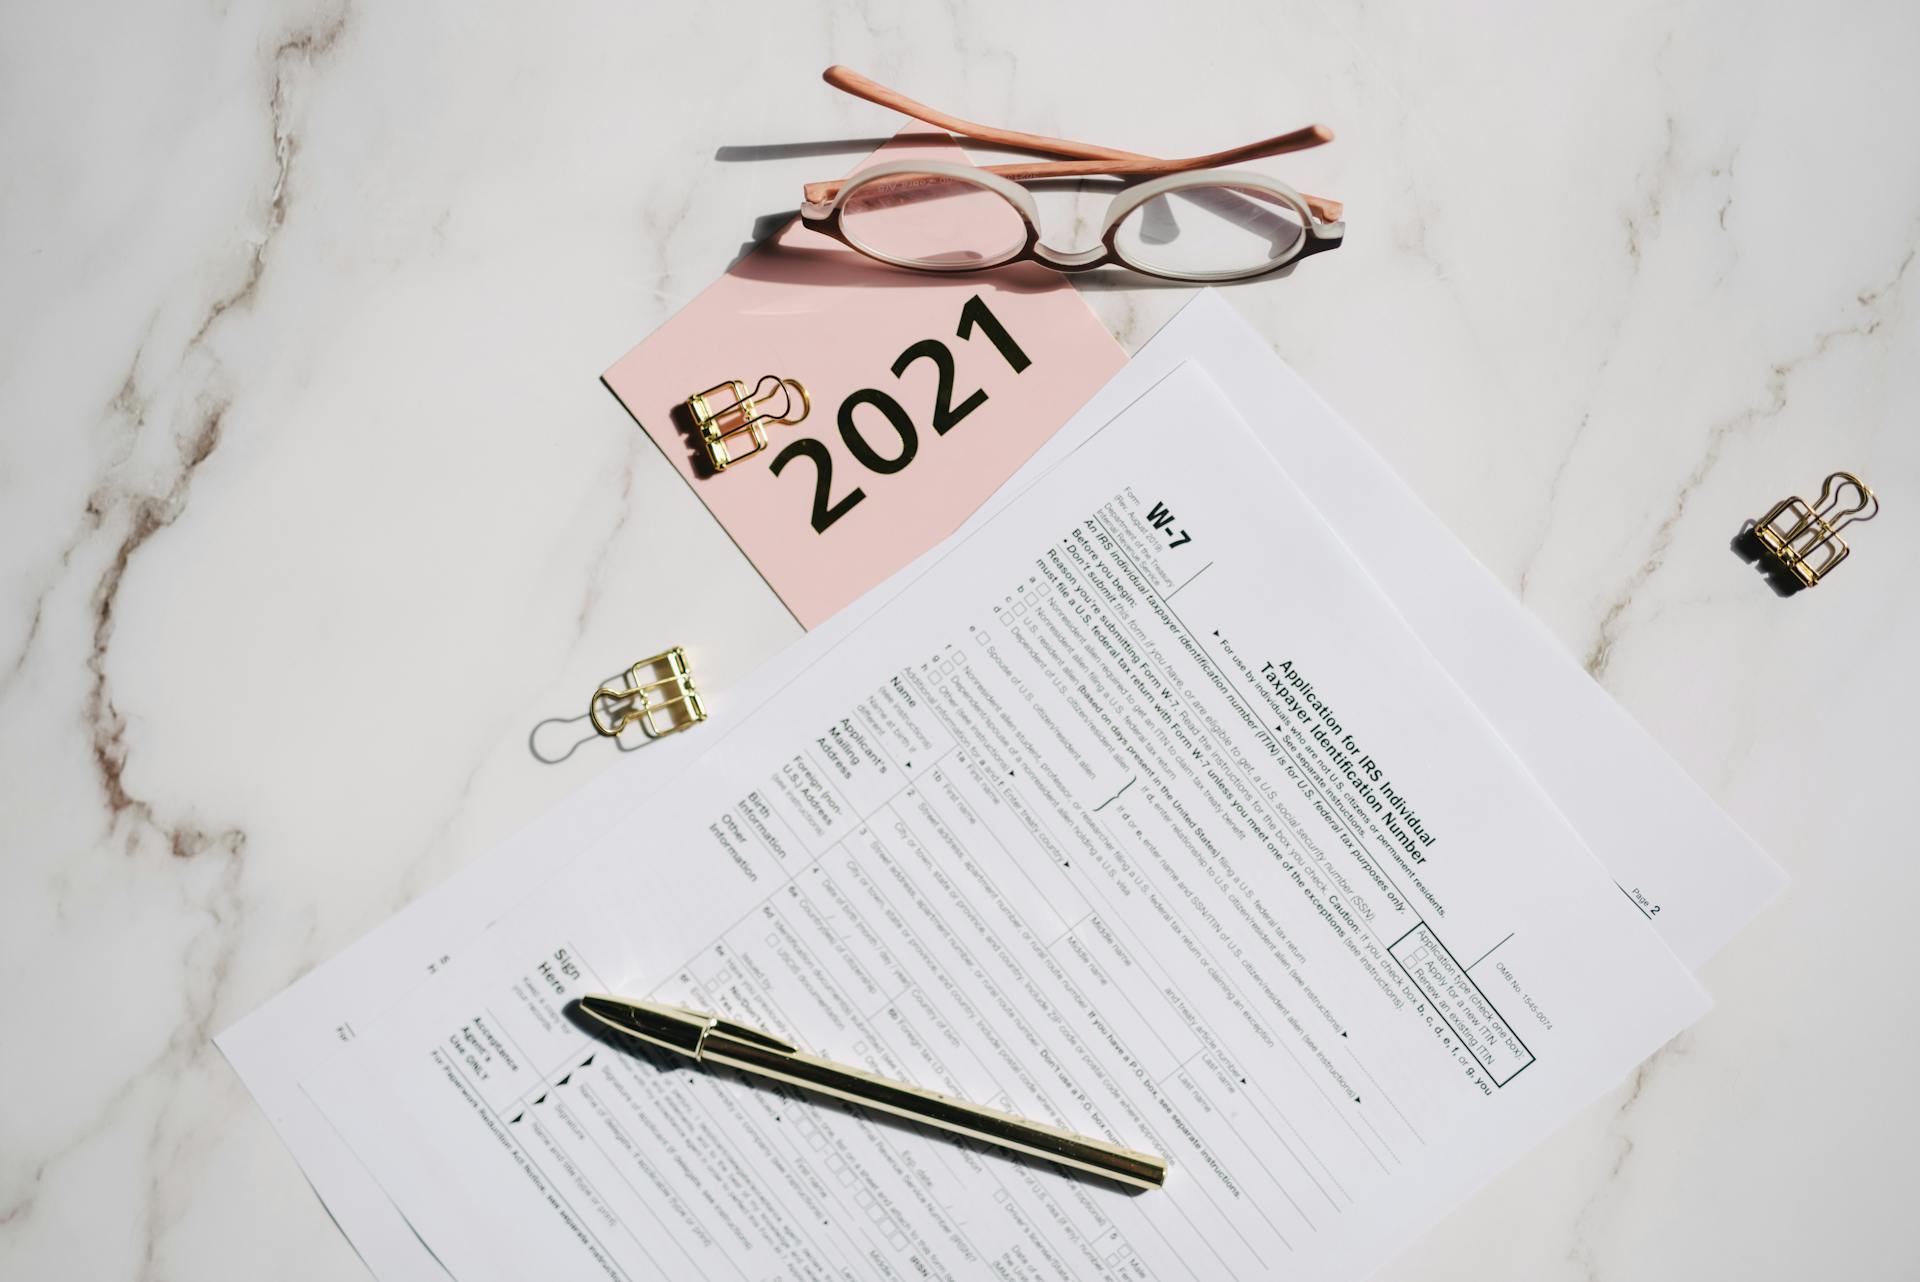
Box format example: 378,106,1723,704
797,67,1345,283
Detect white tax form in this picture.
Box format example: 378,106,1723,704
220,293,1780,1282
304,363,1707,1282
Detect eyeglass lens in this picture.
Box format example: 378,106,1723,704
1111,185,1305,278
840,173,1028,268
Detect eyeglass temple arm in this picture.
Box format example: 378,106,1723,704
827,65,1171,164
809,66,1343,222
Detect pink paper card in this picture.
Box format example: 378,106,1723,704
603,133,1126,629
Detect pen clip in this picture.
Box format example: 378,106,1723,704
707,1016,798,1055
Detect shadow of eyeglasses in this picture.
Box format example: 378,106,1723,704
1128,185,1306,253
714,134,948,163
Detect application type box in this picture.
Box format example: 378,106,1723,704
1389,923,1535,1086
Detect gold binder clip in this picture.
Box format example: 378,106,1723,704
589,647,708,738
686,375,811,471
1752,471,1879,588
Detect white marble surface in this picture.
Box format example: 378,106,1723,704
2,2,1917,1278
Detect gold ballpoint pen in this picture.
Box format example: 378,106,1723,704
576,995,1167,1190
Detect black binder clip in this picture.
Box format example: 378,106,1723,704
589,647,707,739
1751,471,1879,589
686,375,811,472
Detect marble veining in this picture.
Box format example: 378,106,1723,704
1582,240,1916,680
2,2,1916,1279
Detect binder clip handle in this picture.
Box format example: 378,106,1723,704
750,374,811,426
1812,470,1878,534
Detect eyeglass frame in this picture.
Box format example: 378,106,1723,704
799,159,1344,283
